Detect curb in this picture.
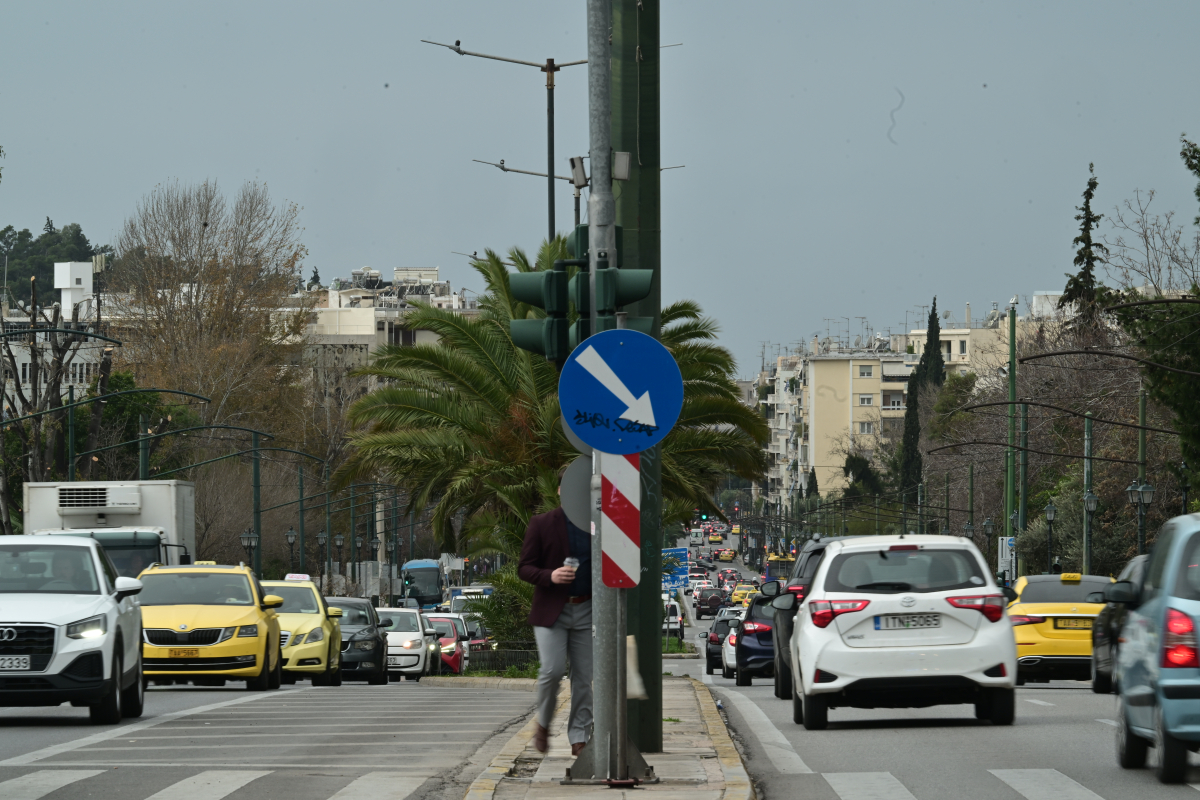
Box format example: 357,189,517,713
663,653,700,659
423,676,537,692
464,685,569,800
690,678,755,800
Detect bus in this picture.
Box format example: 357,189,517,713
400,558,446,609
764,553,796,582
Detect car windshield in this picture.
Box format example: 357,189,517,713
328,603,372,625
377,611,421,632
1019,577,1112,603
404,568,441,598
824,548,985,594
139,572,254,605
0,545,101,595
107,545,160,578
264,585,321,613
427,618,457,638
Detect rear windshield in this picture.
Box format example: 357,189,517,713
1177,535,1200,601
745,597,773,620
824,547,985,594
1019,577,1112,603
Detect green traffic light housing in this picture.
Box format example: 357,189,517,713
509,259,582,366
565,224,655,348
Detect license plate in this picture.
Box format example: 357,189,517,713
168,648,200,658
0,656,30,670
387,656,402,665
1054,618,1093,629
875,614,941,630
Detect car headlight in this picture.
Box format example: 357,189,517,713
441,643,456,653
354,640,375,651
401,639,419,650
237,625,259,637
305,628,324,643
66,615,107,640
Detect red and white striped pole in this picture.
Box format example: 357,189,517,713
601,452,641,588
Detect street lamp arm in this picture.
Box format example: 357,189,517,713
472,160,573,181
2,388,211,429
76,423,275,458
927,439,1142,465
961,400,1179,436
1105,297,1200,312
421,39,555,69
1019,347,1200,377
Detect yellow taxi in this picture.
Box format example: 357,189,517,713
262,575,344,686
731,583,756,605
1007,572,1113,684
709,532,723,543
716,549,736,562
138,562,284,689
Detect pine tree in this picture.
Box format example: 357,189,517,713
43,217,55,235
805,467,819,500
308,266,322,290
1058,163,1110,326
1181,135,1200,226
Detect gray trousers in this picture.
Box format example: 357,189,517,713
533,599,593,745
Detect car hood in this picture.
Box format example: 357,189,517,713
386,630,424,644
339,624,375,638
0,593,110,625
141,604,263,629
275,612,324,632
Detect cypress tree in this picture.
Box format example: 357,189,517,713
806,467,819,500
1058,163,1109,327
897,297,943,506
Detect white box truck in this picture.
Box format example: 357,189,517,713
23,480,196,577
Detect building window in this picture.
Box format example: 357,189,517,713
942,341,952,356
858,422,874,435
859,395,873,406
21,363,27,384
858,365,872,377
959,340,967,355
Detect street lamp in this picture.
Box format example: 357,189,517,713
371,534,381,561
316,531,328,590
334,533,345,577
239,528,252,563
1128,480,1155,555
962,521,974,541
1044,501,1057,574
285,527,297,572
1083,491,1098,575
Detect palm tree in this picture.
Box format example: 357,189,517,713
335,237,767,557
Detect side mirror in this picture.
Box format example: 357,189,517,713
760,580,781,597
727,619,740,630
114,576,143,601
771,594,797,612
1001,586,1018,603
328,607,344,618
378,618,394,628
1103,580,1139,606
1085,592,1105,604
261,594,284,610
697,632,706,639
425,628,438,636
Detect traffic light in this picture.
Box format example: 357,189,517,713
565,224,654,348
700,513,707,520
509,259,581,367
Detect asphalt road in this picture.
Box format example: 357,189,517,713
0,682,533,800
673,547,1200,799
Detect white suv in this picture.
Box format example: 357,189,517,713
775,535,1016,729
0,536,144,723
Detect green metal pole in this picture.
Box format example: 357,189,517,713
325,466,332,589
917,482,924,534
138,413,149,480
1084,412,1093,575
252,432,261,575
1019,403,1028,579
350,485,357,584
1007,305,1017,540
1138,389,1147,555
67,386,75,482
969,463,975,525
875,495,880,535
944,472,950,532
298,465,305,572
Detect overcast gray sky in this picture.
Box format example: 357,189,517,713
2,1,1198,376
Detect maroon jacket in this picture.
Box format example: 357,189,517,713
518,507,573,628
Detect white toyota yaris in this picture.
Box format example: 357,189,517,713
776,535,1017,729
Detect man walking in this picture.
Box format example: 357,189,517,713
518,493,592,756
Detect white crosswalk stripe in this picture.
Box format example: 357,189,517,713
141,770,270,800
0,770,105,800
990,768,1105,800
823,772,918,800
327,772,428,800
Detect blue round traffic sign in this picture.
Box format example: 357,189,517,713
559,329,683,455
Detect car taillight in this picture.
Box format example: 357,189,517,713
809,599,870,628
946,594,1006,622
708,632,720,644
1162,608,1199,668
728,633,738,646
742,621,773,634
1009,615,1046,627
786,584,806,600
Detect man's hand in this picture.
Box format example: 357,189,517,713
551,566,577,585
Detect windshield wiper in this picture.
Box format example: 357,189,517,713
855,581,912,591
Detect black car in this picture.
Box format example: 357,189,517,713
731,594,775,685
694,588,726,619
1090,554,1147,693
701,616,738,675
772,536,864,699
325,597,391,685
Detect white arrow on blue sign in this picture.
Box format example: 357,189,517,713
559,329,684,455
662,546,689,589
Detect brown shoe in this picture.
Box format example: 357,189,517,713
533,723,549,754
571,742,586,757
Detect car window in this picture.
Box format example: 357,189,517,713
1018,577,1112,603
1143,524,1180,602
1171,533,1200,601
713,619,732,635
378,611,421,631
266,585,321,613
97,547,119,593
427,618,456,638
824,548,984,594
1116,556,1145,582
0,544,102,595
328,602,372,625
746,597,774,621
800,550,824,580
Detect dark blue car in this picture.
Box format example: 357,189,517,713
732,594,775,686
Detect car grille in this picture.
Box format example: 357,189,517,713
144,656,256,671
280,632,292,649
0,676,54,690
0,625,54,671
144,628,225,646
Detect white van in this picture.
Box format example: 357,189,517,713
689,529,704,547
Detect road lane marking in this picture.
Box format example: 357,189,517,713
718,690,812,774
0,688,311,766
1096,719,1117,727
329,772,428,800
0,770,105,800
142,771,270,800
823,772,917,800
1023,698,1055,706
990,769,1104,800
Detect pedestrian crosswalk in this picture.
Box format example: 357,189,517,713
0,770,433,800
817,769,1146,800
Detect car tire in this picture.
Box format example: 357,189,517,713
775,654,793,700
1116,699,1148,769
705,659,715,676
267,650,282,690
1157,714,1189,783
282,673,297,685
246,646,271,691
329,665,342,687
368,659,389,686
90,650,123,725
987,688,1015,725
1091,657,1113,694
735,663,752,686
121,649,144,719
802,692,828,730
791,686,804,725
722,661,734,680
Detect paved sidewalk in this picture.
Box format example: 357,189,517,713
465,677,752,800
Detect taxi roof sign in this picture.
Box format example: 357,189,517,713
1060,572,1083,582
195,560,217,565
285,573,311,581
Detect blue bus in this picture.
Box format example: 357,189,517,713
400,559,445,609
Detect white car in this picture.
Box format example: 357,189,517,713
720,607,746,678
662,601,684,639
780,535,1017,729
0,536,144,723
377,607,439,681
